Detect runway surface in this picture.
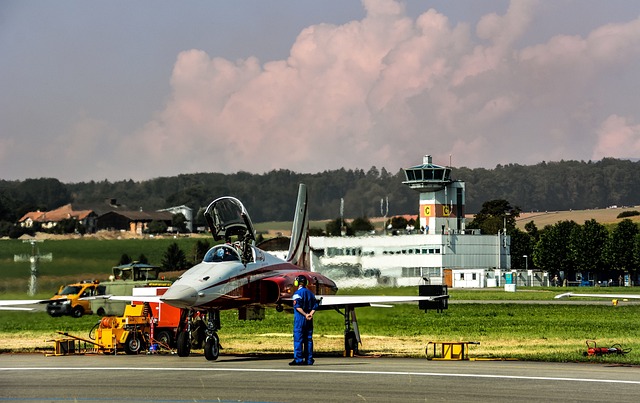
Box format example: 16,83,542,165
2,353,640,402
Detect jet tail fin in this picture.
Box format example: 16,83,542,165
286,183,310,269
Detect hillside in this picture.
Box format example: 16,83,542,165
514,206,640,230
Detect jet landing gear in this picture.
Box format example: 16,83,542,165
335,306,361,357
204,309,221,361
176,309,220,360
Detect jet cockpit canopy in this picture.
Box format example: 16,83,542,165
204,196,256,265
204,197,256,243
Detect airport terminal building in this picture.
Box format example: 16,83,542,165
309,155,537,288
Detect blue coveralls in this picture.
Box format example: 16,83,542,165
292,286,318,364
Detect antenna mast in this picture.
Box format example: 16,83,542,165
14,240,52,296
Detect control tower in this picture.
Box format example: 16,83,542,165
402,155,465,234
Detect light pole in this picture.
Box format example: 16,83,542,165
381,196,388,236
523,255,529,286
14,240,52,296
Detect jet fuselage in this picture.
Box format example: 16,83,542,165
160,244,337,310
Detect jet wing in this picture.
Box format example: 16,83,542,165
0,299,52,311
106,295,163,304
555,292,640,299
285,294,449,310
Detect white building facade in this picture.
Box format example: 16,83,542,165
308,154,527,289
310,231,511,288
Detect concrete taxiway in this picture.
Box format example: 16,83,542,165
1,353,640,402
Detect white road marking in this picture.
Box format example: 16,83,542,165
2,367,640,385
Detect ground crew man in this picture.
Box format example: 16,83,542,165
290,275,318,366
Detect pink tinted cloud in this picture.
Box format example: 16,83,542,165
593,115,640,160
118,0,640,178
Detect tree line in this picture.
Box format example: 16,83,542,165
470,200,640,282
2,157,640,232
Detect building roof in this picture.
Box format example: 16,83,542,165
18,204,95,223
159,205,193,212
402,155,454,191
99,210,173,221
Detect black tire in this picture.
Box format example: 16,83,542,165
96,307,106,316
176,331,191,357
71,306,84,318
124,333,144,355
204,334,220,361
345,331,358,356
155,330,174,348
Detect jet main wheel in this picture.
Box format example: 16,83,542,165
176,331,191,357
345,331,359,357
124,333,144,355
204,333,220,361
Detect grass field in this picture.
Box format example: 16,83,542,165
2,287,639,364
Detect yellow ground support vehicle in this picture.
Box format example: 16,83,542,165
47,280,103,318
92,303,154,355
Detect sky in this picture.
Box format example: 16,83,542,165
2,0,640,183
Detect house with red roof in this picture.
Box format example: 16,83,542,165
18,204,98,233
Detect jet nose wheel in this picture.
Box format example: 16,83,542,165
176,331,191,357
204,333,220,361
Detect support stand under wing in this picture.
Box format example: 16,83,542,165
335,305,361,357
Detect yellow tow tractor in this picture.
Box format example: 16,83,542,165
90,303,152,354
51,303,153,355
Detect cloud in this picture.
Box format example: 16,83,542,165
119,0,640,179
593,115,640,160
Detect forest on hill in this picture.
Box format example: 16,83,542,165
1,158,639,225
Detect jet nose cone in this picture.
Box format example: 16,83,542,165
161,285,198,308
